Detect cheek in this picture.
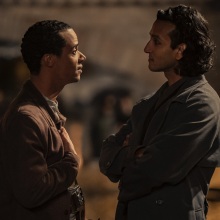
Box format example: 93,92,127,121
157,49,176,62
63,59,77,73
150,50,177,71
69,58,78,69
161,57,177,68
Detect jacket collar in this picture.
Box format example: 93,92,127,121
173,75,207,103
23,80,66,129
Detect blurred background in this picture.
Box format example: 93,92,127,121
1,0,220,219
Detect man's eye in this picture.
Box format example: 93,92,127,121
154,39,161,45
72,50,77,55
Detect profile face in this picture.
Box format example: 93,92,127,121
53,28,86,86
144,20,180,74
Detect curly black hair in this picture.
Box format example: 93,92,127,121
21,20,71,74
157,5,215,76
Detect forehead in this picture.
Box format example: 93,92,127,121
59,28,78,47
150,20,176,39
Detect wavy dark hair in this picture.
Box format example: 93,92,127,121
157,5,215,76
21,20,71,74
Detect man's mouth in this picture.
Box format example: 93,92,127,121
77,65,83,72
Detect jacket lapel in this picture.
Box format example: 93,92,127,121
142,76,208,145
131,89,162,145
142,96,176,145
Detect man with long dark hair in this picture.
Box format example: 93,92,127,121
99,5,220,220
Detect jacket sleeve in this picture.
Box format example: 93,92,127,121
1,111,79,209
119,91,220,202
99,120,132,182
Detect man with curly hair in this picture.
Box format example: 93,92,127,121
99,5,220,220
0,20,86,220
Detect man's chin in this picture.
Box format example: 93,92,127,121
66,78,80,85
149,66,162,72
149,68,158,72
72,76,81,83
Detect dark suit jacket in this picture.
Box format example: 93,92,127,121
99,75,220,220
0,80,79,220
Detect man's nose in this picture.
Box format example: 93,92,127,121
79,51,86,61
144,42,150,53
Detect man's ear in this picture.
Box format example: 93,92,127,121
41,54,55,67
176,43,187,60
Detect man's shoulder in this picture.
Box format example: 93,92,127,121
182,79,219,102
2,97,49,130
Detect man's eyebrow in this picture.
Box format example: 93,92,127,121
150,34,160,39
71,44,79,49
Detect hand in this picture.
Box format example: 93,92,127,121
59,127,77,155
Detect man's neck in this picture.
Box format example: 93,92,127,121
30,76,60,101
164,71,182,86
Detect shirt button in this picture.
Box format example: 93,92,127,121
156,200,164,205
